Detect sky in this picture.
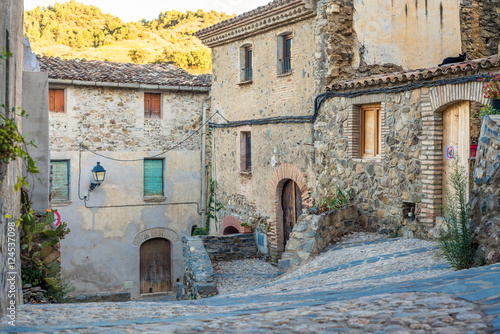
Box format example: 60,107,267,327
24,0,272,22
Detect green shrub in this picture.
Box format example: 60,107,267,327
315,187,351,214
472,103,500,118
439,161,474,270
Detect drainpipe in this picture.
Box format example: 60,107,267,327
201,95,210,229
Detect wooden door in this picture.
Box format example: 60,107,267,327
140,238,171,294
282,180,302,249
442,101,470,206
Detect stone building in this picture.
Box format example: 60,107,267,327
39,56,210,298
0,0,25,319
196,0,500,261
316,56,500,239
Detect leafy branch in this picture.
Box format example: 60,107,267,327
0,104,40,194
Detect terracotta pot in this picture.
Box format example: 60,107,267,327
491,99,500,110
241,225,252,234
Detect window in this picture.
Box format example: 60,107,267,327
278,33,292,74
360,104,382,157
240,131,251,171
51,160,70,201
240,44,253,82
144,159,164,196
144,93,161,119
49,89,64,113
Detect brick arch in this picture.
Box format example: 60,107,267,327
429,81,488,112
269,163,312,259
419,81,487,230
220,216,242,234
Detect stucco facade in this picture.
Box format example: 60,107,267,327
41,57,210,298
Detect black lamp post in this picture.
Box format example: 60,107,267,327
89,162,106,192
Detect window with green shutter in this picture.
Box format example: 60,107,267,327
51,160,70,201
144,159,164,196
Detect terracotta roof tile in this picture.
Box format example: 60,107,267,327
37,56,211,87
195,0,302,38
327,56,500,91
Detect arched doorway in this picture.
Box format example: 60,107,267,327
223,226,240,235
442,101,470,205
140,238,171,294
281,179,302,249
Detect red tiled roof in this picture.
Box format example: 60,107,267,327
37,56,211,87
195,0,302,38
327,56,500,91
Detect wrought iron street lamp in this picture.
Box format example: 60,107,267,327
89,162,106,192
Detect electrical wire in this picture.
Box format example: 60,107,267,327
81,110,224,162
208,73,491,128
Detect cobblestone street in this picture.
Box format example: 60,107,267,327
2,233,500,333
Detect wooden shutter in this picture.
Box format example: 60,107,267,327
246,133,251,170
51,161,69,201
240,132,251,171
361,105,380,157
144,93,151,118
151,94,161,119
49,89,64,113
144,159,163,196
144,93,161,119
54,89,64,113
49,89,55,112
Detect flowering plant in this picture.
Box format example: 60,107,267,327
481,72,500,99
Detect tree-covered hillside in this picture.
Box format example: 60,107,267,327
24,1,234,73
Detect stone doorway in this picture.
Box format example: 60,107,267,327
281,179,302,249
442,101,470,205
140,238,172,294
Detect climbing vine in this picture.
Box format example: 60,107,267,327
193,129,224,236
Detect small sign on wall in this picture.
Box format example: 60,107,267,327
445,146,457,160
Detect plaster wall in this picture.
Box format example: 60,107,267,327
210,18,319,233
353,0,462,70
22,71,49,213
0,0,25,319
49,85,207,298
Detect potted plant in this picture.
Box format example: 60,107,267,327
481,72,500,110
240,222,252,234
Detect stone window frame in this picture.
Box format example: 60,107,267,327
239,42,253,84
347,98,388,162
277,31,293,76
48,87,66,114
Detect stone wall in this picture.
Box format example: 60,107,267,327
48,85,208,299
278,205,360,274
50,86,205,152
0,0,26,320
314,92,424,235
178,236,217,300
210,14,319,259
314,77,491,238
472,115,500,264
460,0,500,60
201,234,257,261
